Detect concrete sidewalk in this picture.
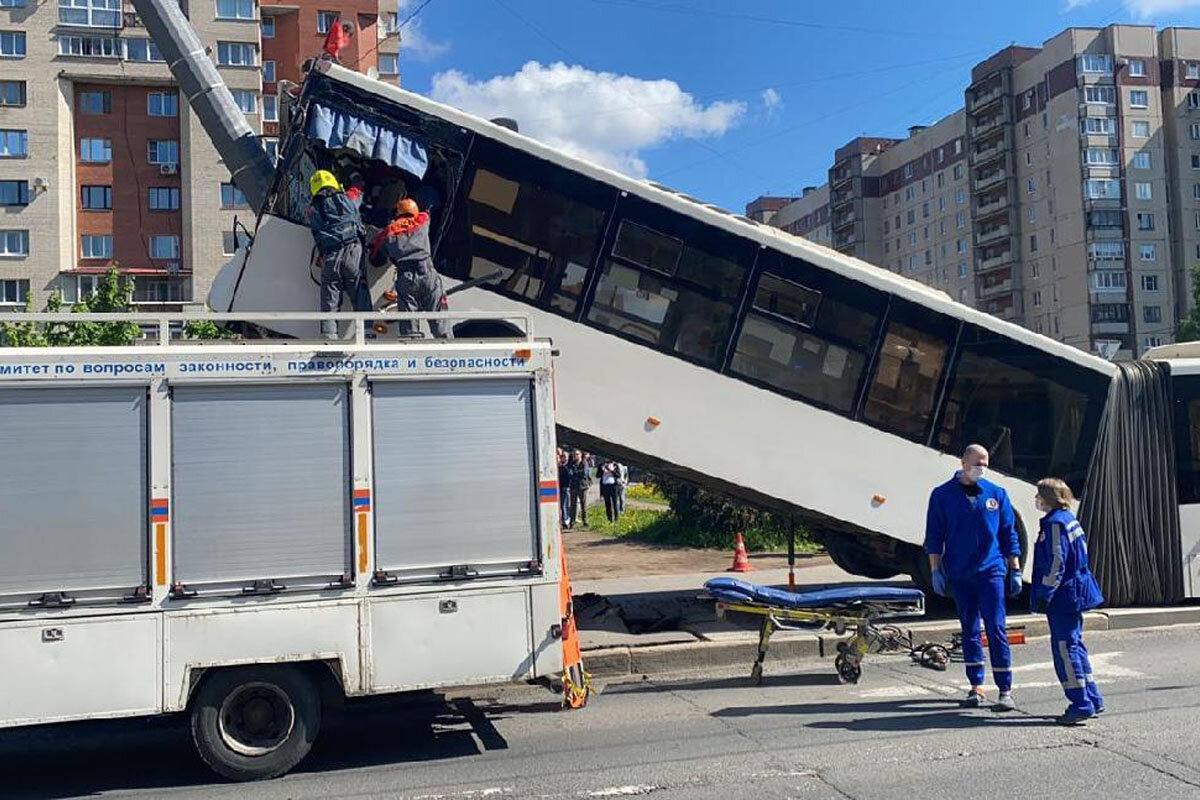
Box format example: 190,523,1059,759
576,567,1200,680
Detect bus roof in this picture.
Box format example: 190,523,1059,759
320,62,1117,378
1146,341,1200,362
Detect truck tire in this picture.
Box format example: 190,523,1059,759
190,665,322,782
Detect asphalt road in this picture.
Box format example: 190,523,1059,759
4,624,1200,799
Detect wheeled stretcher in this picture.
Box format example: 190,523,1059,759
702,578,926,684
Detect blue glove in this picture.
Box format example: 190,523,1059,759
1007,568,1022,598
931,567,948,598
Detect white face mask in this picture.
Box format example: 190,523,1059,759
965,466,987,481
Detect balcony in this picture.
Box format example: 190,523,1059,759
975,194,1009,218
830,190,854,209
1085,225,1124,241
834,232,857,249
832,211,856,230
977,249,1015,273
970,111,1008,139
1091,320,1131,335
977,279,1014,300
970,86,1004,112
975,224,1010,246
830,168,853,187
974,168,1008,191
970,139,1007,166
1084,197,1123,212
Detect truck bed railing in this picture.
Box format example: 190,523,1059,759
0,311,533,347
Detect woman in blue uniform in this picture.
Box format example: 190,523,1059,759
1030,478,1106,725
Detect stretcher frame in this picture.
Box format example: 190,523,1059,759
710,594,925,684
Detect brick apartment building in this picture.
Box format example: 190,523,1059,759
0,0,401,310
751,25,1200,360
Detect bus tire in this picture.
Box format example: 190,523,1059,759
190,665,322,782
825,540,899,580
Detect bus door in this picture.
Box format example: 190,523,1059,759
1173,372,1200,598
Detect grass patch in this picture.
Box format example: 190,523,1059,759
583,503,822,553
625,483,668,505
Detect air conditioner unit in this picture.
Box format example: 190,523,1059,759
160,163,178,175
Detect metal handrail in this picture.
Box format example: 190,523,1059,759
0,311,534,347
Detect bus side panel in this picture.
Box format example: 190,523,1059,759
368,586,535,692
1182,505,1200,599
0,614,161,728
163,602,361,712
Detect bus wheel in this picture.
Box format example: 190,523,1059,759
825,540,899,580
190,665,322,782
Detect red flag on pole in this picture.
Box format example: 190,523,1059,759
322,18,351,61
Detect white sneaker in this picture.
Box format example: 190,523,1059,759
994,691,1015,712
962,690,986,708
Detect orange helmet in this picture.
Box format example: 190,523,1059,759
396,198,419,218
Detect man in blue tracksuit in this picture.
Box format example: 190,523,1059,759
925,444,1022,711
1030,477,1105,725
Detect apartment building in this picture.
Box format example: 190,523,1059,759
770,185,831,248
0,0,397,312
751,24,1200,360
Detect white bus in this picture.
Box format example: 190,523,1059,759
0,313,567,780
211,61,1194,603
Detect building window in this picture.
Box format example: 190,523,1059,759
908,232,918,246
953,164,963,181
80,185,112,210
378,53,398,76
958,287,968,302
148,186,180,211
133,275,191,303
57,35,121,58
1088,242,1125,260
1023,122,1030,138
0,230,29,257
220,182,249,209
1137,213,1155,231
1140,243,1157,261
81,234,113,259
1190,92,1200,110
1144,336,1163,350
956,237,966,253
149,234,180,259
261,15,274,37
1128,58,1146,76
955,188,965,205
147,91,178,117
222,229,250,255
262,94,278,122
1144,305,1162,324
123,38,163,62
1029,205,1038,222
1091,304,1128,323
1085,148,1119,165
0,180,29,206
938,196,946,212
1133,121,1151,139
1082,117,1116,135
57,0,120,26
0,279,28,304
0,129,27,158
0,31,25,58
1092,271,1126,291
1135,181,1152,200
147,139,179,165
1191,123,1200,140
1189,62,1200,80
1080,54,1113,73
906,209,915,225
904,186,914,201
0,81,25,107
215,0,254,20
1134,151,1150,169
922,201,929,218
924,249,932,265
1085,179,1121,199
1084,85,1115,104
263,137,278,163
78,89,111,114
216,41,257,66
1130,89,1149,108
956,211,966,229
316,10,338,33
1032,290,1042,307
958,261,967,278
1030,234,1038,252
79,137,111,163
262,59,275,83
1027,178,1036,194
1142,274,1159,292
230,89,257,114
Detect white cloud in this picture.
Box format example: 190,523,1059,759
429,61,746,177
761,88,782,116
1066,0,1200,16
396,0,449,62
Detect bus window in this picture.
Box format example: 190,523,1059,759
1174,375,1200,505
728,251,884,416
448,138,614,318
935,324,1107,489
585,196,754,366
861,300,957,442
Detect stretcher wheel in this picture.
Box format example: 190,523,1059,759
834,653,862,684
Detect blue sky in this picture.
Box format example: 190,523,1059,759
394,0,1200,213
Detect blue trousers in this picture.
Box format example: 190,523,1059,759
1048,612,1104,714
952,572,1012,691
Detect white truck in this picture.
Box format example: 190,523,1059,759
0,312,570,780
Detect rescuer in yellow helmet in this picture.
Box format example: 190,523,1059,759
305,169,369,339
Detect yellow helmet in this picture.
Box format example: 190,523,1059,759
310,169,341,196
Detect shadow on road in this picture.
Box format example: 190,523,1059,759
608,671,844,695
714,697,1057,731
0,691,559,798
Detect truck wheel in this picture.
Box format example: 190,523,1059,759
190,665,322,782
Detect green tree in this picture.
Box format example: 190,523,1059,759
1178,264,1200,343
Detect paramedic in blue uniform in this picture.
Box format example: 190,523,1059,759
924,444,1022,711
1030,477,1105,725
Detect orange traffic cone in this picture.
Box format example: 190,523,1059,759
729,533,752,573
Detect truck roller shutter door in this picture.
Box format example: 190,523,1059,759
372,378,538,576
171,384,351,586
0,387,147,600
